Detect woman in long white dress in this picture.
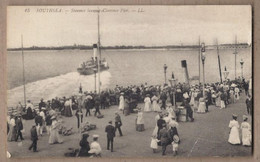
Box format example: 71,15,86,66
189,89,195,106
136,110,145,132
241,115,251,146
7,115,17,142
49,116,63,144
197,97,206,113
234,87,240,100
228,114,241,145
118,93,124,111
151,95,160,112
144,94,151,112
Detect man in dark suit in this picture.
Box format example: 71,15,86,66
29,125,38,152
15,116,24,141
105,121,115,152
159,124,170,155
115,112,123,136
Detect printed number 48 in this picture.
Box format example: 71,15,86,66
25,8,30,12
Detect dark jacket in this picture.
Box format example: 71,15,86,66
15,118,23,131
115,115,122,127
105,124,115,139
157,119,166,130
35,115,43,126
45,115,52,126
78,139,90,157
159,128,170,144
30,126,38,141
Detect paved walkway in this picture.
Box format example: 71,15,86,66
8,93,252,158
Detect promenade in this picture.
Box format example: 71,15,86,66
8,92,252,158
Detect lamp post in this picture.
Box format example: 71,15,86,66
201,43,206,98
240,59,244,79
223,66,230,82
163,64,168,85
93,68,97,93
169,74,177,108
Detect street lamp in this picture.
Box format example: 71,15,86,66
201,43,206,98
240,59,244,79
223,66,229,81
163,64,168,85
169,73,177,108
93,67,97,93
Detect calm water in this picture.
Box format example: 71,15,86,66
7,48,252,106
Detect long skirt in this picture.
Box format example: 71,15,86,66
228,127,240,145
152,102,161,112
7,125,17,142
49,129,63,144
64,106,72,117
242,128,251,146
136,124,145,132
220,100,225,109
216,97,221,107
197,102,206,113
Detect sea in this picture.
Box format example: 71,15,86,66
7,48,252,107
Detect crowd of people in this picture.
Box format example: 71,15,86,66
7,77,252,157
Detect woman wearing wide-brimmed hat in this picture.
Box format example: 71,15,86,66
48,116,63,144
241,115,251,146
78,133,91,157
228,114,240,145
7,114,17,142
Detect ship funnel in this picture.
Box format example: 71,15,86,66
93,44,98,62
181,60,190,85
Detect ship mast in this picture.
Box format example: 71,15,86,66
97,10,101,95
21,35,27,108
233,35,238,79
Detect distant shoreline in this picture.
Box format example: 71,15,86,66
7,43,250,51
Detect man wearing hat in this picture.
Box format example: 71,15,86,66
158,123,170,155
105,121,116,152
15,115,24,141
39,99,46,112
29,125,38,152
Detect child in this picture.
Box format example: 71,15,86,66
241,115,251,146
150,135,160,153
172,135,179,156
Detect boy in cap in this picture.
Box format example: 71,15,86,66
105,121,116,152
115,112,123,136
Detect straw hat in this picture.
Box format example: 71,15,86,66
243,115,248,121
232,114,238,118
93,134,99,138
173,135,180,143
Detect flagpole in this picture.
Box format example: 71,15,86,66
216,39,223,83
198,36,201,84
21,35,27,108
97,10,101,95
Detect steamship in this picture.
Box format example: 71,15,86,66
77,44,109,75
77,11,109,75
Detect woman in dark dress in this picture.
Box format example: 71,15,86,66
78,133,91,157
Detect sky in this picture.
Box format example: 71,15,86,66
7,6,252,48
